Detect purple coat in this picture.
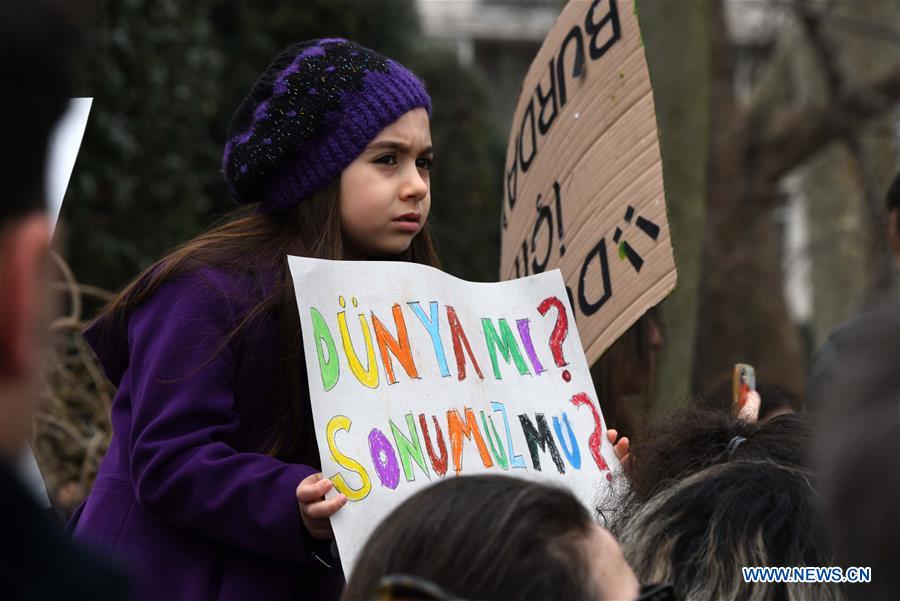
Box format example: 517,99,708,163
71,268,344,600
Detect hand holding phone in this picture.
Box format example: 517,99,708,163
732,363,759,422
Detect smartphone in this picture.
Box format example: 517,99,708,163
732,363,756,415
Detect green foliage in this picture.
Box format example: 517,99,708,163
66,0,227,291
66,0,504,291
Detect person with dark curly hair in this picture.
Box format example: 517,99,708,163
602,405,811,514
617,461,841,601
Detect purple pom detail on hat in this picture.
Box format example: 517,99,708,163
222,41,335,170
261,65,431,212
253,100,270,121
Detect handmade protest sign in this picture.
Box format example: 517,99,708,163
500,0,676,366
17,98,94,508
289,257,621,575
47,97,92,236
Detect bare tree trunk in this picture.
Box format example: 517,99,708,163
637,0,711,410
695,0,807,397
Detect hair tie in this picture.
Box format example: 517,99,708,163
726,436,747,458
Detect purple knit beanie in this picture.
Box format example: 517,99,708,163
222,38,431,212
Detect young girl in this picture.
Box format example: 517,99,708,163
70,38,438,601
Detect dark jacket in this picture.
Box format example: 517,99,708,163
1,457,130,600
806,276,900,410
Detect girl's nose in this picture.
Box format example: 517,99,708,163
401,165,429,201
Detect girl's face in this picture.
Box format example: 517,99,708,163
339,108,433,258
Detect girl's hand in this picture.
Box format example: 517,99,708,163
606,429,630,469
296,473,348,540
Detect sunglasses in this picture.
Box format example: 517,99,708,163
375,574,676,601
636,582,676,601
375,575,464,601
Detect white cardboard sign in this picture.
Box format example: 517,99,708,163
289,257,620,574
46,97,92,236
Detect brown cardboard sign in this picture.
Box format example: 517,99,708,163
500,0,676,366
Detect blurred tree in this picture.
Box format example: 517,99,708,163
696,0,807,397
208,0,419,127
791,0,900,349
695,0,900,397
64,0,504,294
409,49,506,282
65,0,227,293
637,0,711,408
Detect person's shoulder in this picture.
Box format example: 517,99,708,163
139,265,263,321
83,264,274,383
826,295,898,352
159,264,253,301
0,460,130,600
807,291,899,408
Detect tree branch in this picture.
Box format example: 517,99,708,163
751,63,900,187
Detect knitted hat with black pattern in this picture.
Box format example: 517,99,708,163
222,38,431,212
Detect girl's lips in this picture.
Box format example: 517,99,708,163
392,219,421,233
392,213,421,232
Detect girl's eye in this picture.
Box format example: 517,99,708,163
416,157,434,171
374,154,397,166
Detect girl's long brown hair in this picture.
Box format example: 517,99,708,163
91,179,441,466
